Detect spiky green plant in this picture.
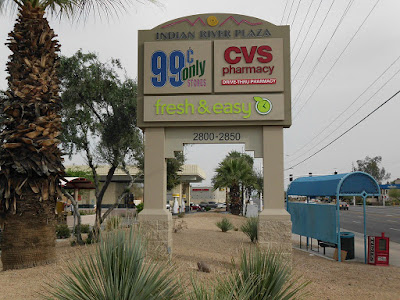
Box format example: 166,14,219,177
45,228,182,299
240,217,258,243
233,248,309,299
105,215,122,231
216,217,234,232
188,248,309,300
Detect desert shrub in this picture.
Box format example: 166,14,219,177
46,228,182,299
79,224,90,234
189,249,309,300
205,207,211,211
241,217,258,243
105,216,122,231
136,203,144,213
178,212,185,218
56,224,70,239
216,217,234,232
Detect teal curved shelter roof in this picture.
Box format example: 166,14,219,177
287,172,380,197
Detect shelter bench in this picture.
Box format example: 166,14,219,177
318,240,337,255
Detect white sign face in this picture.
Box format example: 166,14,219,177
214,38,284,93
164,126,263,158
143,93,284,122
369,237,375,264
144,41,212,94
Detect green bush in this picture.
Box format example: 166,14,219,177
46,228,182,299
216,217,234,232
79,224,90,234
79,209,95,216
105,216,122,232
56,224,71,239
136,203,144,213
205,207,211,211
241,217,258,243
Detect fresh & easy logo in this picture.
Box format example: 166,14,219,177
253,96,272,115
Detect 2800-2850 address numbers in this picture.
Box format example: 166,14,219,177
193,132,241,141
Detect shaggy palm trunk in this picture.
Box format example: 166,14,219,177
230,184,241,215
0,4,64,270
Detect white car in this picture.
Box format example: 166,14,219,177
217,203,226,209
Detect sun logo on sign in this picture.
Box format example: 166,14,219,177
254,97,272,115
207,16,219,27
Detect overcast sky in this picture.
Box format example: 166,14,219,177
1,0,399,187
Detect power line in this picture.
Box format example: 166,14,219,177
291,0,315,53
285,0,296,24
280,0,290,25
292,0,354,92
290,0,303,28
287,53,400,159
293,0,381,118
291,0,335,75
288,66,400,164
285,89,400,171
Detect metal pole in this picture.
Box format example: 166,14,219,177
306,196,309,250
363,195,367,264
337,194,341,262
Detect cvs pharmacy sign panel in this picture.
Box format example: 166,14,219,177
214,38,284,93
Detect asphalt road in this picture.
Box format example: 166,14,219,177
340,206,400,243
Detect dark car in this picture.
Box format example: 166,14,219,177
199,202,218,209
339,201,349,210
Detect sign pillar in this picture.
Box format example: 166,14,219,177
258,126,292,257
138,127,172,256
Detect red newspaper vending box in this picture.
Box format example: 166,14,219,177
368,233,389,266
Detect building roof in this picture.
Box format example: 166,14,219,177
65,164,206,183
61,177,95,189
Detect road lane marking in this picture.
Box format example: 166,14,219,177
352,221,361,223
386,215,394,217
390,228,400,231
388,220,398,223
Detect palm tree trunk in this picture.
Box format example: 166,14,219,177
0,4,64,270
230,185,241,215
1,185,56,270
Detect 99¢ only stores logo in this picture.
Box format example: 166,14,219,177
150,48,207,89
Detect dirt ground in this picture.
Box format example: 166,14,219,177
0,212,399,299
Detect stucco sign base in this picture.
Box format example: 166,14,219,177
138,209,172,259
258,209,292,264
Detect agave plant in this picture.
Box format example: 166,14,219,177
46,228,182,300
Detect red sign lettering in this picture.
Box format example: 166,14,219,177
224,45,273,64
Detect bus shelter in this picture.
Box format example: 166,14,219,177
286,172,380,262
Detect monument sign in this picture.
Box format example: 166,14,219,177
138,14,292,259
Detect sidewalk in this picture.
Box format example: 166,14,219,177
292,229,400,267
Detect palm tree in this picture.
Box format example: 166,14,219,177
0,0,152,270
212,157,255,215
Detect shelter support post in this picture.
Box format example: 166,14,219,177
139,127,172,257
258,126,292,262
363,195,367,263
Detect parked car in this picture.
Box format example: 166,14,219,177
339,201,349,210
216,203,226,209
199,201,218,209
190,203,202,211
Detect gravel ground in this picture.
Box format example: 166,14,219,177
0,212,399,299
